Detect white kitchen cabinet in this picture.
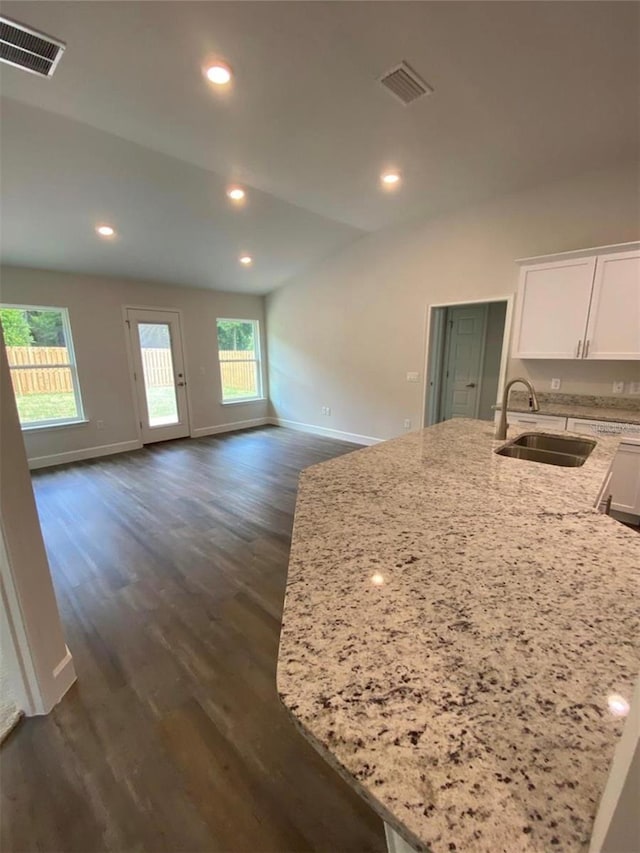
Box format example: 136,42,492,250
567,418,640,517
607,443,640,515
585,250,640,359
512,243,640,360
494,411,567,430
511,257,596,359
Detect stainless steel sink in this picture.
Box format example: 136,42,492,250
496,432,595,468
510,433,595,457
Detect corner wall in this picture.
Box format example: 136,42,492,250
0,268,268,465
266,162,640,441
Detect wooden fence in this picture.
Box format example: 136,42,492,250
6,347,73,395
6,346,258,396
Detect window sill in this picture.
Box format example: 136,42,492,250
21,419,90,433
220,397,267,406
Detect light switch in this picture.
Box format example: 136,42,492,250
551,378,561,391
406,372,419,383
629,382,640,395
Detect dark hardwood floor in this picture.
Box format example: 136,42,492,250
1,426,385,853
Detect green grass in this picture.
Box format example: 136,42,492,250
222,384,259,400
15,383,259,426
16,392,78,423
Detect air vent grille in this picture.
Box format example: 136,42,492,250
379,61,433,106
0,16,65,77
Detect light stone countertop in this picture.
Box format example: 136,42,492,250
495,391,640,425
277,419,639,853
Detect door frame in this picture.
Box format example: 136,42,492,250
122,305,194,443
422,295,514,428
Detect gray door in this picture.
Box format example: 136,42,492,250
441,305,487,420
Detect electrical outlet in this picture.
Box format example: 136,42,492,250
550,378,561,391
403,419,411,430
612,381,625,394
321,406,331,416
406,371,419,383
629,382,640,395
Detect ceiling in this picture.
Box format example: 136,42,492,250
1,1,638,294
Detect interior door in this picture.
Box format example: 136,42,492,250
441,305,487,420
126,308,190,444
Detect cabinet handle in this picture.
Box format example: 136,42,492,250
576,339,582,358
584,339,590,357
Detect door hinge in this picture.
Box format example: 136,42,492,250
133,371,137,381
126,319,131,328
139,421,143,429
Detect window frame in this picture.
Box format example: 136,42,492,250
215,318,264,404
1,303,86,430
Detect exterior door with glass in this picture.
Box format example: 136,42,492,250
126,308,190,444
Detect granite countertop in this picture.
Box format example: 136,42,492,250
495,391,640,425
277,420,639,853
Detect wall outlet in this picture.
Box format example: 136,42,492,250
612,381,625,394
403,418,411,430
321,406,331,416
629,382,640,395
96,419,104,430
406,371,419,383
550,378,561,391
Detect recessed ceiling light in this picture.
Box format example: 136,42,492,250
96,224,115,237
239,255,253,266
381,171,401,186
227,187,246,201
205,62,232,85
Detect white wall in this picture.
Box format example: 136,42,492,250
0,338,75,714
0,267,268,465
267,162,640,441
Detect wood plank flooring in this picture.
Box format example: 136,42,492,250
1,426,385,853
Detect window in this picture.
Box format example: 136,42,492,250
0,305,85,428
216,319,262,403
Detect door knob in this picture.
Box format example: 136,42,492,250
176,381,186,387
466,383,476,388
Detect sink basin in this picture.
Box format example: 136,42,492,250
510,433,595,457
496,433,595,468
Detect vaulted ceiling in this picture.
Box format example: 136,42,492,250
1,1,638,293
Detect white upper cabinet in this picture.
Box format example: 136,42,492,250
512,257,596,359
512,244,640,360
585,250,640,359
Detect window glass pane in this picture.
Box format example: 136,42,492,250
138,323,179,427
0,306,83,426
217,320,255,356
216,319,260,401
9,367,79,423
220,361,259,401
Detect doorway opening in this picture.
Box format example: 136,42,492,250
424,298,511,427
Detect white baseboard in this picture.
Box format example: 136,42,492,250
50,646,76,706
269,417,382,446
191,417,270,439
28,439,142,470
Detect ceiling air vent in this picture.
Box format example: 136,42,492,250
0,16,65,78
379,61,433,106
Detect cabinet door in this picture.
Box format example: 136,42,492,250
609,443,640,516
512,257,595,359
494,411,566,430
585,250,640,360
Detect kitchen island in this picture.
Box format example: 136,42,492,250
277,419,639,853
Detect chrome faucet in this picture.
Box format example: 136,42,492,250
495,378,540,440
